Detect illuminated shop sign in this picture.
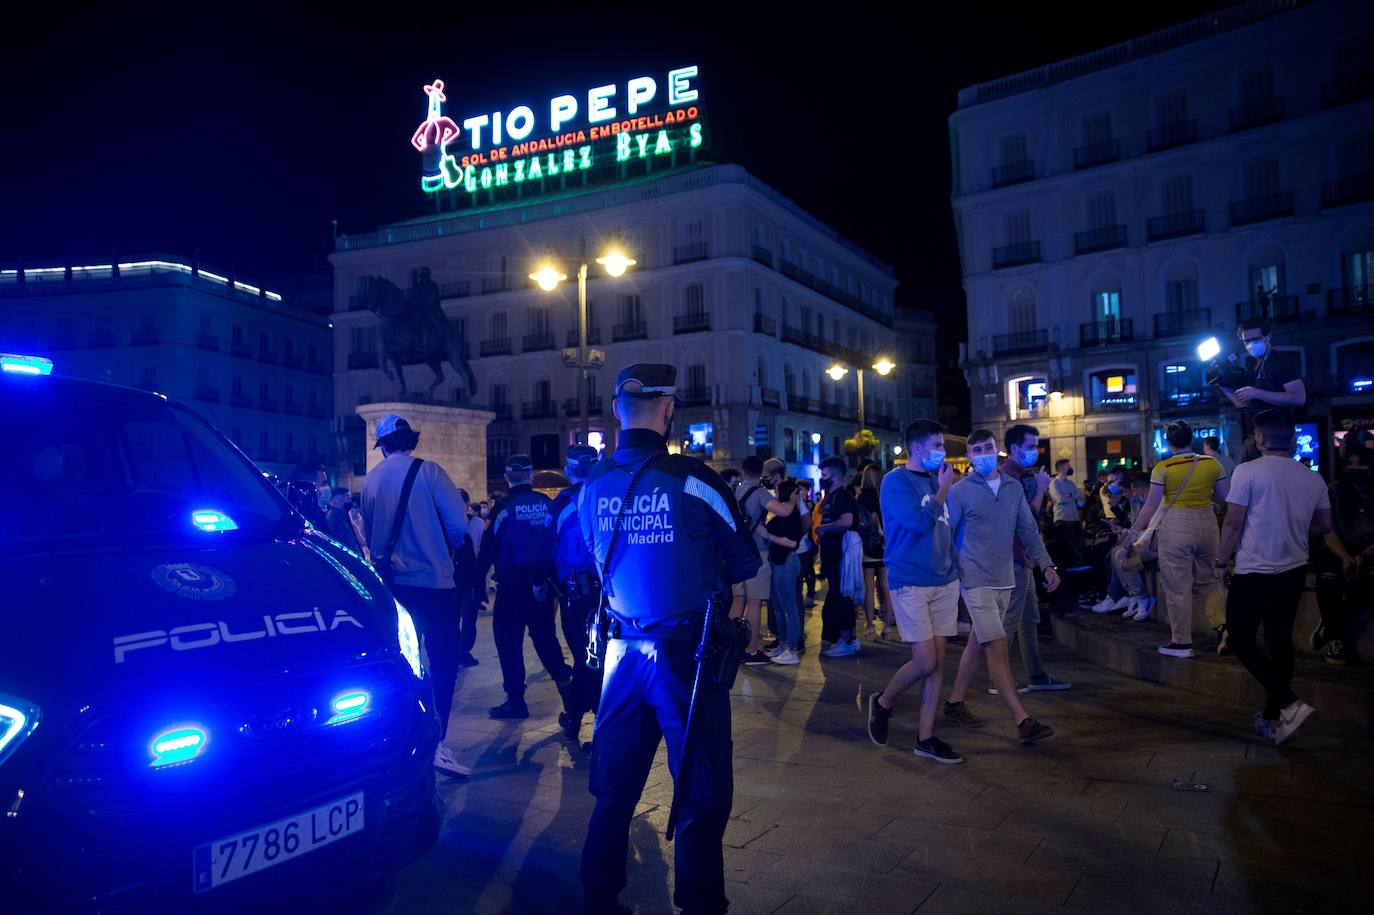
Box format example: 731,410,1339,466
411,66,706,200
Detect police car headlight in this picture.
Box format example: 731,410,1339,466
394,601,424,680
0,697,40,767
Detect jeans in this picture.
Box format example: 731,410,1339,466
769,553,802,650
1157,507,1220,644
392,584,460,740
1226,567,1305,719
1109,544,1148,600
493,578,572,701
1004,563,1045,680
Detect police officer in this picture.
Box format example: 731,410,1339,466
549,443,603,746
578,364,761,915
479,453,574,720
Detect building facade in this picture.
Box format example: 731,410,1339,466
951,0,1374,475
330,163,901,492
0,259,333,475
895,308,939,430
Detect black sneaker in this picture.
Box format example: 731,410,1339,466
456,653,480,668
1310,623,1327,652
556,678,575,711
1017,716,1054,745
943,701,985,728
558,710,582,740
743,650,772,666
1325,640,1347,665
913,736,963,764
867,692,891,746
488,698,530,719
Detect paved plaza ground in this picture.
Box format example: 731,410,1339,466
366,593,1373,915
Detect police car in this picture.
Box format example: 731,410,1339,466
0,355,441,910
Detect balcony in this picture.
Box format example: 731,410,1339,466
1228,96,1285,132
490,403,513,421
1074,225,1128,255
778,260,892,327
780,324,826,356
1236,295,1300,324
992,241,1041,269
230,393,252,409
753,314,776,335
1229,191,1293,227
612,321,647,342
348,352,378,369
1089,397,1139,414
258,395,279,413
1160,388,1219,413
751,244,773,268
761,388,780,408
788,395,819,415
562,396,604,416
1322,172,1374,209
1073,139,1119,170
231,341,252,359
131,328,160,346
1322,71,1374,109
679,387,711,407
991,159,1035,188
88,329,117,348
481,277,509,295
1079,318,1134,347
522,331,556,352
1147,209,1205,242
441,281,471,298
195,385,220,404
673,312,711,335
673,242,708,265
1153,308,1212,338
522,400,558,420
565,327,602,347
992,330,1048,356
1327,285,1374,316
196,333,220,351
1147,119,1197,152
480,338,512,357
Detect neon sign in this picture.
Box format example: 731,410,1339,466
412,66,707,201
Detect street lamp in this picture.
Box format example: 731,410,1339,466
530,247,636,442
826,356,895,433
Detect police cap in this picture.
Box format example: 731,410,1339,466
615,363,679,401
505,453,533,473
566,444,599,472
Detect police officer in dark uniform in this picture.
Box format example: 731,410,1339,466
549,444,603,745
479,453,574,720
578,364,761,915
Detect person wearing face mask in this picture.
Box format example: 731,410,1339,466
1224,318,1305,461
817,455,862,656
1047,459,1089,571
324,486,364,555
287,462,331,530
943,430,1061,745
1312,447,1374,665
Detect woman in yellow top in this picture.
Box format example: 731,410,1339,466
1123,421,1230,658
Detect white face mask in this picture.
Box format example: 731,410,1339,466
1245,339,1268,358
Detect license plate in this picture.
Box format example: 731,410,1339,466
193,792,365,892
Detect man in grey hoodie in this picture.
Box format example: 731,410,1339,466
944,429,1060,745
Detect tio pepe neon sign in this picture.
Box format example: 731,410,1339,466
413,66,703,196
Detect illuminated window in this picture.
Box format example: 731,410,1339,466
685,422,713,457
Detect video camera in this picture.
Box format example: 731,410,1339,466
1197,337,1254,390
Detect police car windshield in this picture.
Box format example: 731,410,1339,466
0,384,288,549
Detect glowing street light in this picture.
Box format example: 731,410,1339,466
825,364,848,382
595,250,636,278
529,265,567,292
825,356,897,435
872,356,896,376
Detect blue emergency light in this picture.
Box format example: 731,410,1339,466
328,690,371,725
150,726,208,767
0,353,54,376
190,509,238,532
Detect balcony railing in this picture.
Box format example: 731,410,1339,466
1230,191,1293,227
673,242,708,265
1090,397,1139,414
679,387,711,406
1322,172,1374,209
992,159,1035,188
1079,318,1134,347
753,314,776,335
1322,71,1374,109
1074,225,1128,255
562,396,604,417
441,281,471,298
1236,295,1300,324
761,387,780,407
1153,308,1212,338
521,331,555,352
992,329,1048,356
1147,119,1197,152
1228,97,1285,132
348,352,378,369
521,400,558,420
490,403,512,420
1073,139,1119,170
751,245,773,267
1147,209,1205,242
132,328,160,346
1327,285,1374,316
565,327,602,347
612,321,647,342
673,312,711,334
479,338,512,357
195,385,220,403
788,395,819,415
196,333,220,351
992,241,1041,269
481,277,509,295
777,260,891,327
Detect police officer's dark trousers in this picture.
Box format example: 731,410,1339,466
581,635,732,915
392,584,460,740
493,581,572,702
560,593,603,720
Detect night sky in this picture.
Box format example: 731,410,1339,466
1,2,1213,336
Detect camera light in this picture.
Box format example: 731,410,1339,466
1197,337,1221,362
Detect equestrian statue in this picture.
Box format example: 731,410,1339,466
363,267,477,399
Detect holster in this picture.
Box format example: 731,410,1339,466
699,592,750,690
587,598,611,671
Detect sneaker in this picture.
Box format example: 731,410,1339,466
763,640,780,652
559,710,582,741
1028,674,1072,691
1017,717,1054,745
1090,598,1117,614
1110,596,1133,612
1309,623,1327,652
1121,601,1138,619
867,692,891,746
743,650,772,666
1325,641,1347,665
456,653,480,668
987,685,1030,696
766,644,786,658
1215,625,1230,657
1157,643,1196,659
489,698,530,719
1274,700,1316,746
1130,597,1155,622
556,678,575,711
1252,711,1278,742
913,736,963,764
863,623,879,641
770,648,800,665
943,701,985,727
433,744,471,777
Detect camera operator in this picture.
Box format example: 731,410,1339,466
1222,318,1306,460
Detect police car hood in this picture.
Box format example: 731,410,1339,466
0,530,395,711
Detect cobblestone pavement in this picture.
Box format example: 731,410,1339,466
365,594,1373,915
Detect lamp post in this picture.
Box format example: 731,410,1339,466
826,356,895,433
530,248,635,443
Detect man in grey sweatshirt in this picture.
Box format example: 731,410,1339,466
943,430,1060,745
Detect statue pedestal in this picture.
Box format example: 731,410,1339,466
356,402,495,501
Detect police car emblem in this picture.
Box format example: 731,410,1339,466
151,563,237,601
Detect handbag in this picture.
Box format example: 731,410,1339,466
374,458,424,588
1133,455,1199,556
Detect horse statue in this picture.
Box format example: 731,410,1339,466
362,269,477,399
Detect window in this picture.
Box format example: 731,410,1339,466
1156,90,1188,126
1005,209,1031,245
232,376,243,396
847,327,858,350
1342,247,1374,289
533,379,551,403
1337,132,1374,179
284,384,295,407
528,306,550,334
753,288,764,318
802,368,811,399
259,430,269,452
685,422,713,457
1160,362,1208,407
231,427,243,446
756,357,768,387
686,363,706,394
284,338,295,362
784,364,795,395
490,311,507,338
1162,175,1194,214
1248,245,1286,300
618,293,641,325
1335,340,1374,391
1240,65,1275,105
814,311,825,341
232,324,244,345
351,326,376,354
490,383,507,407
1093,289,1121,321
487,436,515,477
1087,368,1137,412
1000,132,1027,165
198,313,212,333
679,219,703,244
685,283,705,317
1082,111,1112,146
1164,261,1199,313
784,428,797,463
1009,289,1036,335
1242,155,1281,198
1087,191,1117,230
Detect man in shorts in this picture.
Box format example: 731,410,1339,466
732,455,797,664
865,420,962,763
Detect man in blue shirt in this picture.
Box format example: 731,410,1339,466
548,443,603,746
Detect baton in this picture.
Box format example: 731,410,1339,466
665,594,718,842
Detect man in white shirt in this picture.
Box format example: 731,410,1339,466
1048,460,1088,570
1218,410,1331,746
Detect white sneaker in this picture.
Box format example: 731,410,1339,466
1130,598,1154,622
766,645,786,658
1121,601,1138,618
1090,598,1116,614
770,649,800,665
1110,596,1133,611
1274,700,1316,746
848,638,860,654
433,744,471,777
987,684,1031,695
